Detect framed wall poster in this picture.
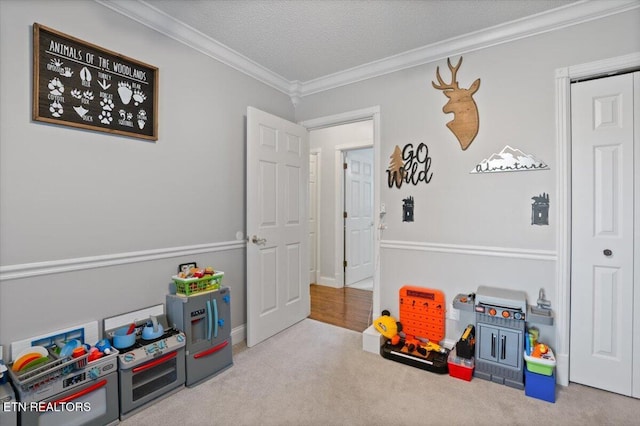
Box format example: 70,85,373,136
33,23,158,141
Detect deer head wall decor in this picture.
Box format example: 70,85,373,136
432,57,480,151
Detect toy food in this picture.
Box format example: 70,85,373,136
177,266,216,279
532,343,549,358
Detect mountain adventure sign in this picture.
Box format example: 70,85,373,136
471,145,549,173
33,23,158,141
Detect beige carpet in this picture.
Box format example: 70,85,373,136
121,319,640,426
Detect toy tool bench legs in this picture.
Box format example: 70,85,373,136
379,286,449,374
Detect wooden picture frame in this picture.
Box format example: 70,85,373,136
33,23,158,141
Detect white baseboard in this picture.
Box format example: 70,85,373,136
556,353,569,386
316,276,341,288
362,325,384,354
231,324,246,346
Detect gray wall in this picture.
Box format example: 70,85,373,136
0,0,294,357
296,10,640,345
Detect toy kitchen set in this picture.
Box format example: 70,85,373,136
453,285,554,390
4,322,120,426
103,304,187,420
1,264,233,425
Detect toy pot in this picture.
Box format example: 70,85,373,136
141,316,164,340
112,326,136,349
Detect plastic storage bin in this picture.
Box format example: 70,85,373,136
525,366,556,403
448,347,474,381
172,271,224,296
523,347,556,376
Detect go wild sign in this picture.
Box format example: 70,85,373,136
33,23,158,141
387,143,433,188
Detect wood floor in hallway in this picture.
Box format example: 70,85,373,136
309,284,373,332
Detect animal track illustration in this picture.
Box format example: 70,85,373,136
83,91,94,100
50,58,63,67
71,89,82,99
100,98,114,111
117,81,132,105
48,77,64,96
80,67,92,83
137,109,147,129
132,90,146,106
73,105,89,117
49,101,63,117
99,110,112,125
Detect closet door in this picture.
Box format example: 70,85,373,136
570,72,637,397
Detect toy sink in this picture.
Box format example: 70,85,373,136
524,347,556,376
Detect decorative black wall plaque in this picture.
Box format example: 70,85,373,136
402,196,414,222
33,23,158,141
531,193,549,225
387,143,433,188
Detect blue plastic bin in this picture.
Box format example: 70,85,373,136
525,366,556,403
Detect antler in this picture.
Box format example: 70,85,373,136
432,57,463,90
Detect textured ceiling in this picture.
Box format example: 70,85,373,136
144,0,580,82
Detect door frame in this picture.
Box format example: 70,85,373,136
300,106,381,318
309,149,321,285
555,52,640,387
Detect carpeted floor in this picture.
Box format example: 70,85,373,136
121,319,640,426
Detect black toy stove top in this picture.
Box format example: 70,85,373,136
118,327,180,352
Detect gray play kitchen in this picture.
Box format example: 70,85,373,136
103,304,186,420
5,322,120,426
166,286,233,387
2,264,231,425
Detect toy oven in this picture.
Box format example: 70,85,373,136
474,286,527,389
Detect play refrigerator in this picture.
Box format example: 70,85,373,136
166,286,233,387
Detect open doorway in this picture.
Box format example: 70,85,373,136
307,119,374,289
303,110,379,332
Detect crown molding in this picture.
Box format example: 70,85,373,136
95,0,292,94
96,0,639,103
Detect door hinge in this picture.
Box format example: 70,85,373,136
344,260,348,268
344,211,347,218
343,162,348,170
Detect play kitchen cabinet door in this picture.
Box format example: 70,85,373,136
477,324,522,369
167,287,233,387
19,372,119,426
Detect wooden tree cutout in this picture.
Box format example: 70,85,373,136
432,57,480,150
387,145,406,188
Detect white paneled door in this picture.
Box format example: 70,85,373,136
246,107,310,347
344,148,374,286
570,72,638,397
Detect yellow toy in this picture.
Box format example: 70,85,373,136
373,310,402,345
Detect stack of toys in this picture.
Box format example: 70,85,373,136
523,327,557,403
448,324,475,381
